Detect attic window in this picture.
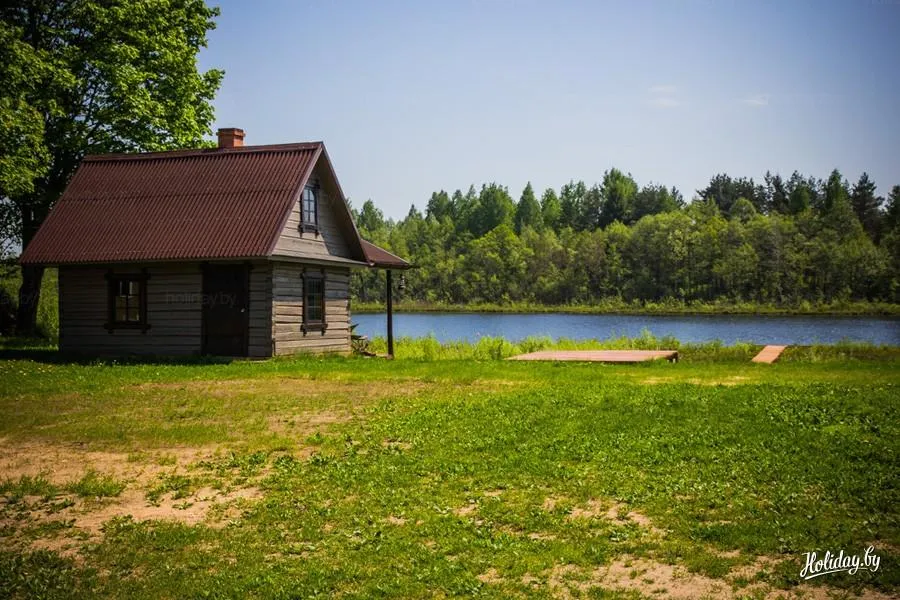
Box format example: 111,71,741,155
301,184,319,233
105,271,150,332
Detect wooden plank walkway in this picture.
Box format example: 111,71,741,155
751,345,787,364
508,350,678,363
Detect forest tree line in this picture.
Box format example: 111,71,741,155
351,169,900,306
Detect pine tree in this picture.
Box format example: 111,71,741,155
823,169,850,214
850,172,882,240
764,171,789,214
514,182,543,233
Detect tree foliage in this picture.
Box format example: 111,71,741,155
631,184,683,222
353,168,900,306
1,0,223,333
514,182,542,233
851,172,882,241
599,168,637,228
540,188,561,232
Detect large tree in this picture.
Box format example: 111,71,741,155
599,168,637,228
471,183,515,237
1,0,223,335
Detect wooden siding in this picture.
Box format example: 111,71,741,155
58,262,272,357
272,157,353,260
271,262,351,355
247,263,273,357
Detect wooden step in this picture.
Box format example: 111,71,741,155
751,345,787,364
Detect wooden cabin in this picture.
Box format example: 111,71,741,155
20,128,409,357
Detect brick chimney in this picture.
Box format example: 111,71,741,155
217,127,245,149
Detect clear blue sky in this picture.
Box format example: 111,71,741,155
200,0,900,219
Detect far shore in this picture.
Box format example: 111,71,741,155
352,300,900,317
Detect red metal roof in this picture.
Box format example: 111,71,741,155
20,143,333,265
361,239,411,269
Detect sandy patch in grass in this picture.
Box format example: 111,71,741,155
867,540,900,555
1,484,262,556
29,534,82,559
542,495,567,511
77,485,261,532
567,498,606,519
0,438,212,487
547,555,894,600
0,437,271,556
454,503,478,517
566,499,665,535
268,409,355,438
556,557,729,599
477,568,503,585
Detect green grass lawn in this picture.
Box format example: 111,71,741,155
0,343,898,599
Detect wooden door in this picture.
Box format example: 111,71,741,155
201,264,249,356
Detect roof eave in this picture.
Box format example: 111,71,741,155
20,255,272,267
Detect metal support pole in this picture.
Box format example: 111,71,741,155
386,269,394,358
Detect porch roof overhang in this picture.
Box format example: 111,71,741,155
361,239,412,270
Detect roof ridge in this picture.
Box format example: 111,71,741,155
84,142,324,162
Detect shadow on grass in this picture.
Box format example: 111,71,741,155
0,337,237,366
2,335,897,365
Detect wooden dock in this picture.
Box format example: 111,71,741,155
508,350,678,363
751,345,787,364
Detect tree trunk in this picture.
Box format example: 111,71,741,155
16,265,45,336
15,195,48,337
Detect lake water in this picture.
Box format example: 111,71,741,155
353,312,900,345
